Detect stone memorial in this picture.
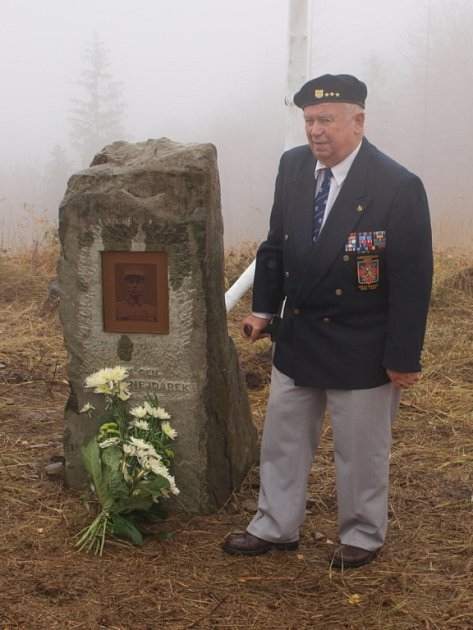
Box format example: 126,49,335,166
58,138,258,513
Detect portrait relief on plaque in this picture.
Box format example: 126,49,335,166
101,251,169,333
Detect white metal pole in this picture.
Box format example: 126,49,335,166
284,0,310,150
225,0,310,314
224,259,256,313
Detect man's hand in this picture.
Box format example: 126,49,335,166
387,369,421,389
241,314,271,343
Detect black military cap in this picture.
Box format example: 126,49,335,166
293,74,367,109
123,266,145,280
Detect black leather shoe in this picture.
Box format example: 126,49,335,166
331,544,378,569
222,532,299,556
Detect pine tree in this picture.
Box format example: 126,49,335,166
70,34,125,167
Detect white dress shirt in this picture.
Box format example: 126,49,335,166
315,140,362,229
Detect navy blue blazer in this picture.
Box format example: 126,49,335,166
253,138,433,389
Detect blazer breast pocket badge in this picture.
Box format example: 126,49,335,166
357,254,380,290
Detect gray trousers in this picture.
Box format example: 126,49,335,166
247,366,401,551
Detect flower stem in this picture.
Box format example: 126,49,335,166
75,510,110,556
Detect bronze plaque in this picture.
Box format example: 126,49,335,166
101,251,169,334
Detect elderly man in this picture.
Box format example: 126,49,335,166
223,74,433,568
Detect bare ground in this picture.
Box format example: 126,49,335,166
0,244,472,629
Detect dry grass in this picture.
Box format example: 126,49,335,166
0,236,472,629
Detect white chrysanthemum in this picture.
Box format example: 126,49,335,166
79,402,95,414
153,474,179,499
85,367,115,387
85,372,111,394
85,369,107,389
140,456,163,477
167,474,180,495
148,460,179,496
132,419,150,431
161,421,177,440
155,406,171,420
129,436,154,451
85,366,129,395
142,401,171,420
148,457,168,477
143,401,155,416
122,443,136,456
117,381,131,401
106,366,128,382
128,438,159,466
130,405,147,418
98,437,120,449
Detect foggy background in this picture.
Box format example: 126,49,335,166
1,0,472,250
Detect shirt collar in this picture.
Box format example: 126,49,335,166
315,141,363,186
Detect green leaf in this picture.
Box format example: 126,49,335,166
150,501,167,514
113,475,170,514
148,502,168,521
101,445,129,500
116,493,154,514
132,502,167,523
136,475,170,496
109,514,144,546
80,439,114,510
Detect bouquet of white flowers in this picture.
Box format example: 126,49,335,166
76,366,179,555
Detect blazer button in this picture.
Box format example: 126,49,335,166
284,234,289,241
284,271,290,278
323,317,331,324
293,308,301,315
343,254,350,262
335,288,343,296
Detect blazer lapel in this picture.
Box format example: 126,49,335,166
295,139,373,304
289,154,317,271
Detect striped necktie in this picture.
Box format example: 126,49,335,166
312,168,333,242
